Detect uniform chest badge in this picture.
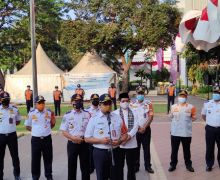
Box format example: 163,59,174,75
32,115,38,121
9,109,14,115
45,112,49,119
69,123,74,129
99,129,104,135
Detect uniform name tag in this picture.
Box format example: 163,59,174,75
9,118,13,124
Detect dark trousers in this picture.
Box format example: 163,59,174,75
67,141,90,180
54,100,61,116
93,147,121,180
89,144,95,173
118,148,136,180
0,132,20,180
205,125,220,168
26,100,33,113
111,98,117,110
167,96,175,113
136,127,151,170
170,135,192,167
31,135,53,180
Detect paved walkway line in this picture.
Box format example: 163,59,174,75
150,140,167,180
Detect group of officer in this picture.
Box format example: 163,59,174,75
1,83,220,180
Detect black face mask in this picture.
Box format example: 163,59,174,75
73,101,83,110
92,100,99,106
2,99,10,107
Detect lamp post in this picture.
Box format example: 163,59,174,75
30,0,38,106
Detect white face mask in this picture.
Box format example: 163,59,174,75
120,102,129,110
178,97,186,104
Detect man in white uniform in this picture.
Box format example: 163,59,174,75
85,94,128,180
130,86,154,173
85,94,100,174
0,92,21,180
60,94,90,180
202,88,220,171
25,95,56,180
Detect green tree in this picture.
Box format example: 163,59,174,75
0,0,72,72
0,0,28,29
134,69,151,86
62,0,181,92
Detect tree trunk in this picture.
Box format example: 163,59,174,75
120,54,132,92
121,71,129,92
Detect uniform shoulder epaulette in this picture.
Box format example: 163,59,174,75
83,109,89,113
12,105,18,109
65,110,71,115
145,100,152,104
46,108,52,112
30,109,35,113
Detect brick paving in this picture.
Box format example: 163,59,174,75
150,95,220,180
3,95,219,180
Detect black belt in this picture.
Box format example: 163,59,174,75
207,125,220,128
32,135,51,139
0,132,16,136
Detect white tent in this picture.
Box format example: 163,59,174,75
63,51,117,100
5,43,64,103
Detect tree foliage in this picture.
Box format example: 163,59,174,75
0,0,73,73
63,0,181,91
0,0,28,29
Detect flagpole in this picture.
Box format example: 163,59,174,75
30,0,38,106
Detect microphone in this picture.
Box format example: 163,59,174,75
107,112,115,166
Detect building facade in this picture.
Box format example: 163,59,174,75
177,0,208,12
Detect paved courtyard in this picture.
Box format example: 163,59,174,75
3,95,220,180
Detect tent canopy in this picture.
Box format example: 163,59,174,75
5,43,64,103
69,51,115,74
64,51,117,101
15,43,63,75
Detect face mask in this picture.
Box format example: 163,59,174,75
178,97,186,104
92,100,99,106
120,102,129,110
36,103,45,111
1,99,10,107
213,93,220,101
101,105,112,113
137,95,144,101
73,101,83,110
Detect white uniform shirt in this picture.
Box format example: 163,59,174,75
201,100,220,127
60,109,91,137
85,111,125,149
130,99,154,128
170,103,196,137
113,108,138,149
25,108,54,137
0,104,21,134
86,106,100,118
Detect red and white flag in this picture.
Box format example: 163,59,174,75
179,10,201,44
207,0,220,33
193,7,219,43
175,33,185,53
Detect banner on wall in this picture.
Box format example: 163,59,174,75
63,73,116,101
